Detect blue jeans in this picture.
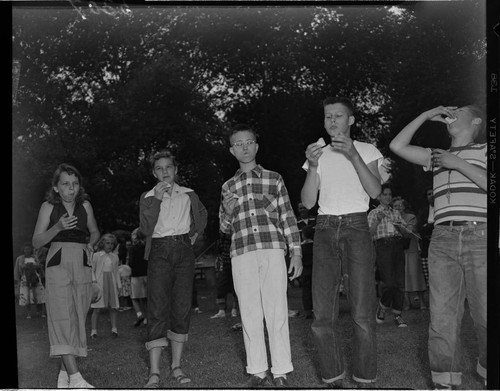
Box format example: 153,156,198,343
374,237,405,313
311,213,377,384
428,223,487,386
146,235,195,349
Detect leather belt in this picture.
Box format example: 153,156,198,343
376,236,402,242
436,221,479,227
153,234,189,242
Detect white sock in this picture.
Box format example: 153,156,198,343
255,371,267,379
137,312,143,318
111,327,117,333
274,374,286,379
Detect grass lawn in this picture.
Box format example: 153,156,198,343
14,277,483,389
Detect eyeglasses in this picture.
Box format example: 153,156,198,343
231,140,256,148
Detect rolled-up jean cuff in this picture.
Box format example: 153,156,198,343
167,329,188,343
145,337,168,351
352,375,377,384
477,361,486,379
431,371,462,386
323,371,346,384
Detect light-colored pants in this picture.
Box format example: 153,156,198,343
45,242,92,357
231,249,293,376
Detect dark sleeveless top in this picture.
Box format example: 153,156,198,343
49,202,89,244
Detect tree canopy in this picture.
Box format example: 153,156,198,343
12,2,486,253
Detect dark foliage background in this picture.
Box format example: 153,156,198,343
12,2,486,254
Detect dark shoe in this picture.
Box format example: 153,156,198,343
325,379,344,388
112,331,118,337
134,316,145,327
433,383,457,390
273,376,288,387
354,381,376,389
231,322,242,331
376,303,385,324
245,374,271,387
90,333,97,339
394,315,407,328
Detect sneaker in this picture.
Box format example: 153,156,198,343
134,316,145,327
211,310,226,319
57,372,70,388
231,308,238,317
231,322,242,331
394,315,407,328
69,376,94,388
193,307,202,314
375,303,385,324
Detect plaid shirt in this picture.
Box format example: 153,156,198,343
219,165,302,259
368,205,406,240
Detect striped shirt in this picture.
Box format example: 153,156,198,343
219,165,302,259
368,205,406,240
424,143,487,224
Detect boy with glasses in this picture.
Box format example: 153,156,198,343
219,124,303,387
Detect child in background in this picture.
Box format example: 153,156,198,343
14,242,44,318
90,233,122,338
118,259,132,311
129,227,148,327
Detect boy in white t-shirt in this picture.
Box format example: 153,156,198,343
301,97,383,388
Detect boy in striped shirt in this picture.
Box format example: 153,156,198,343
390,105,487,390
219,124,303,388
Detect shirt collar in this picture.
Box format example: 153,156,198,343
234,164,263,179
144,182,192,198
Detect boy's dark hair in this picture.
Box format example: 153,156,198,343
149,149,178,168
322,97,355,116
46,163,88,205
302,224,315,241
229,124,258,144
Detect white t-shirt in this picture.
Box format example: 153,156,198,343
302,141,383,215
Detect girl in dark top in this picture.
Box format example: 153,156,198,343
32,163,100,388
